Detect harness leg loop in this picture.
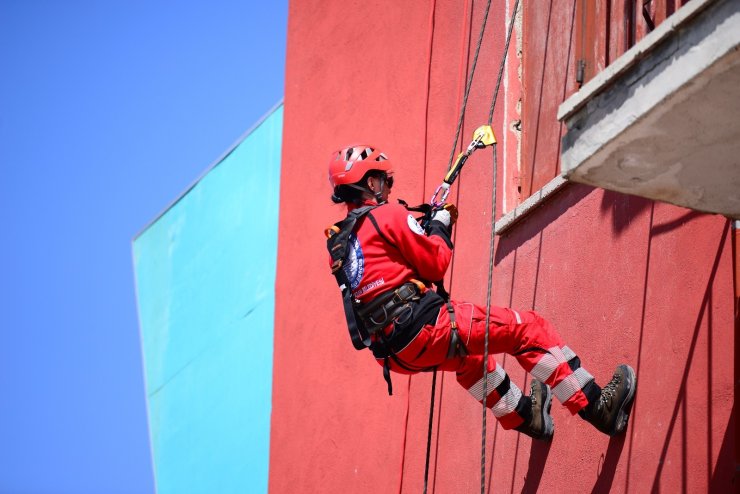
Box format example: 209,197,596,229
446,302,468,358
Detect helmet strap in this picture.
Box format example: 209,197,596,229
346,183,379,203
347,174,387,205
373,175,387,204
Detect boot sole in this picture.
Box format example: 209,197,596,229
611,364,637,436
540,383,555,441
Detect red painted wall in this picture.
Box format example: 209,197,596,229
521,0,579,198
271,0,735,492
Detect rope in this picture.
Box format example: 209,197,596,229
420,0,520,491
480,2,520,493
446,0,494,173
480,144,497,493
421,2,439,494
424,0,491,490
423,369,438,494
397,377,413,494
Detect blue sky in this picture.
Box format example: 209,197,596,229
0,2,287,492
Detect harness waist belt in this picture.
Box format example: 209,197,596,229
355,282,424,334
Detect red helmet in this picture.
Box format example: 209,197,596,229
328,144,393,187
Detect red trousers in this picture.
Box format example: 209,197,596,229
377,300,594,430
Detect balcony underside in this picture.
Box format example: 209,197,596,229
559,0,740,219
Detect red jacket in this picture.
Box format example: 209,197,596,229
341,201,452,303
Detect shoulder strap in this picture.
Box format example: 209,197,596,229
326,205,377,350
327,205,376,267
366,211,398,250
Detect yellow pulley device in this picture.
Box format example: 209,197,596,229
430,125,496,207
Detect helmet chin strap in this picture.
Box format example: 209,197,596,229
373,175,387,204
348,175,387,204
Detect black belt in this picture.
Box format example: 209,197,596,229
355,281,425,334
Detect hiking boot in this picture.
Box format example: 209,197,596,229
515,380,554,441
580,364,637,436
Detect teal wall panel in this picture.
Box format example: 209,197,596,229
133,104,282,494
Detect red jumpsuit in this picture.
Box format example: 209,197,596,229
342,201,594,429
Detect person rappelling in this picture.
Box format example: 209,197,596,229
325,143,637,440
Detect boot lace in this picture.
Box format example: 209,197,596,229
600,373,622,403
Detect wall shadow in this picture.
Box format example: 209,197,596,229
648,221,730,492
649,209,704,237
495,183,594,263
708,406,736,492
498,187,697,266
590,435,628,493
485,416,503,494
625,201,655,490
598,189,653,236
599,189,707,238
519,439,552,494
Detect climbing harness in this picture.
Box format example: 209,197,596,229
326,205,452,395
355,280,426,334
326,206,426,349
445,302,468,359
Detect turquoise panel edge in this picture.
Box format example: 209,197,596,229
133,104,282,494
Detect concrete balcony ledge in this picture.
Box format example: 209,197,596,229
558,0,740,219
